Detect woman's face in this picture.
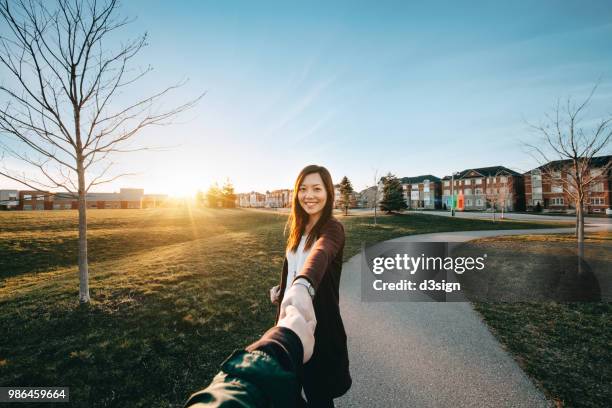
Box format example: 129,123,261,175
298,172,327,217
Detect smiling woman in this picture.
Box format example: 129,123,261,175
273,164,351,407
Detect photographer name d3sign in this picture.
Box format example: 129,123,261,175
373,279,461,293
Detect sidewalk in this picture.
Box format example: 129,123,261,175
336,226,608,408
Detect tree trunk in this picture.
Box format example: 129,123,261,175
576,199,585,275
77,158,90,303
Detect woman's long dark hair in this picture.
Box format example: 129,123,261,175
286,165,335,253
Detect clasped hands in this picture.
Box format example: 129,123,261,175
274,281,316,363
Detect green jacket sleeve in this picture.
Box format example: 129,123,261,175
184,327,303,408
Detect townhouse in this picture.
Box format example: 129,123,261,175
524,155,611,214
400,175,442,209
236,191,267,208
265,189,293,208
441,166,525,212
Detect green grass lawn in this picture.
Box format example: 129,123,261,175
0,208,567,407
460,233,612,408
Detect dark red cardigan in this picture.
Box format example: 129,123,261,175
275,217,352,398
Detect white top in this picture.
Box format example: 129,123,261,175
285,235,312,297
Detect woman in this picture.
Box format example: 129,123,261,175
272,164,351,408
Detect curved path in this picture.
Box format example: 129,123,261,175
336,224,610,408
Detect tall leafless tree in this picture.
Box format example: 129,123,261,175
525,84,611,261
483,170,512,221
0,0,202,303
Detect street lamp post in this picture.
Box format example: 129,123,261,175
451,173,455,216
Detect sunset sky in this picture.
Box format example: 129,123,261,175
2,0,612,196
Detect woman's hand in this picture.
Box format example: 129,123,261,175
269,285,281,304
279,283,316,327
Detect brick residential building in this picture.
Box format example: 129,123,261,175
441,166,525,212
524,155,612,214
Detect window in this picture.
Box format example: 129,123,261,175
423,182,430,193
499,176,507,183
551,197,564,205
443,181,450,187
475,178,483,185
475,188,483,195
476,199,483,206
551,184,563,193
590,183,604,192
590,197,605,205
24,194,32,200
36,195,44,201
488,177,496,183
466,199,472,206
443,189,450,196
23,204,32,210
412,184,419,189
533,187,543,194
464,179,472,185
590,168,603,178
464,188,472,196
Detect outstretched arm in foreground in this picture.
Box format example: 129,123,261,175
184,305,315,408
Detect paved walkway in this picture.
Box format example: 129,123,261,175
403,209,611,226
336,224,610,408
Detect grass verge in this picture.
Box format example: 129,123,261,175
460,233,611,408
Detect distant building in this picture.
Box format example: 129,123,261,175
17,190,53,210
0,189,18,210
442,166,525,212
357,186,377,208
524,155,611,214
142,194,169,209
265,189,293,208
7,188,164,210
237,191,266,208
400,175,442,209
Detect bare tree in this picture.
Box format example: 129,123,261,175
0,0,202,303
483,170,512,221
525,84,611,259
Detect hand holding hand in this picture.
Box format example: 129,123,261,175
278,282,315,324
277,305,316,363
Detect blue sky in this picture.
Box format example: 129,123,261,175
2,0,612,195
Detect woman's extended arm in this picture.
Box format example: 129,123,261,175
295,220,344,290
